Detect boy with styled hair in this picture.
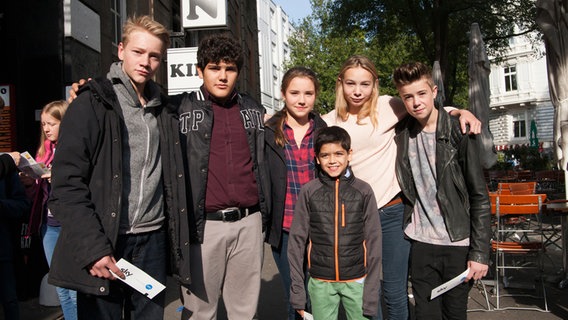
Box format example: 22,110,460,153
48,15,187,320
173,33,269,319
392,61,490,320
288,126,381,320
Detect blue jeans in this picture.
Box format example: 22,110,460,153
77,229,167,320
42,225,78,320
376,202,411,320
272,232,305,320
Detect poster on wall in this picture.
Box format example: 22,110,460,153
0,85,16,152
181,0,228,29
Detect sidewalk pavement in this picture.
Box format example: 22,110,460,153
5,244,568,319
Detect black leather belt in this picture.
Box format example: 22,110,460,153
206,204,260,222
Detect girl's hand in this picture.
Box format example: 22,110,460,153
41,172,52,183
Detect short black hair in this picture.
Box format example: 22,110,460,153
197,33,244,72
315,126,351,155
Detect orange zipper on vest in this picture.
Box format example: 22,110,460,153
335,179,340,280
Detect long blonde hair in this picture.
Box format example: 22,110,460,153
335,55,380,128
36,100,68,160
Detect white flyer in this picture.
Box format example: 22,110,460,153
303,311,314,320
430,268,470,300
18,151,49,179
110,259,166,299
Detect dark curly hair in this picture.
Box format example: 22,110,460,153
197,33,244,72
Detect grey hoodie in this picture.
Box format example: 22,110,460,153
107,62,165,234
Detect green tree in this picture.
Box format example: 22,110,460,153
285,0,417,114
326,0,538,107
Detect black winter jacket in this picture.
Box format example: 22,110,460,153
0,172,31,261
394,108,491,264
48,78,189,294
264,112,327,249
288,168,382,317
170,89,270,244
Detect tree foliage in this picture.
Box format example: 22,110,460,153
286,0,539,110
286,0,417,114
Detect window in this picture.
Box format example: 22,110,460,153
512,113,526,138
504,66,518,92
111,0,125,47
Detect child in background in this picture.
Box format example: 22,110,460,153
26,100,77,320
392,62,490,320
288,126,381,320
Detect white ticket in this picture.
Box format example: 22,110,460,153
110,259,165,299
430,268,470,300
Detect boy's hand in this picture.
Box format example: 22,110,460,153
296,309,304,318
465,261,488,282
67,78,90,103
451,109,482,135
88,255,125,280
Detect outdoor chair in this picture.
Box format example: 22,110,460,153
490,194,549,312
497,182,536,195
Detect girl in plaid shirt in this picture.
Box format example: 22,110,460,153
265,67,327,319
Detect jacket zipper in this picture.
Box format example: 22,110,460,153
334,179,340,281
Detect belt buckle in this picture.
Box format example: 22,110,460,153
220,207,241,222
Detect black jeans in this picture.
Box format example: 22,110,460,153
77,229,167,320
410,241,471,320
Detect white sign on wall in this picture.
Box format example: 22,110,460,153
181,0,228,29
167,47,203,95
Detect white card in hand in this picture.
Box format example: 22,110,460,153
303,311,314,320
430,268,469,300
110,259,166,299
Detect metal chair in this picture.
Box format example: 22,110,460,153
490,194,549,312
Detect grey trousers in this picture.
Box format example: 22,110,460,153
181,212,263,320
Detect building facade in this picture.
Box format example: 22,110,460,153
256,0,295,114
0,0,260,153
0,0,261,299
488,34,554,153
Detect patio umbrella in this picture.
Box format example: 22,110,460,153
530,119,539,149
468,23,498,169
536,0,568,170
432,61,445,108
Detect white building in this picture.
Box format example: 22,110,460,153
489,34,554,152
256,0,296,114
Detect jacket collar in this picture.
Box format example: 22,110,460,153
318,166,355,187
107,62,162,109
436,107,452,143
